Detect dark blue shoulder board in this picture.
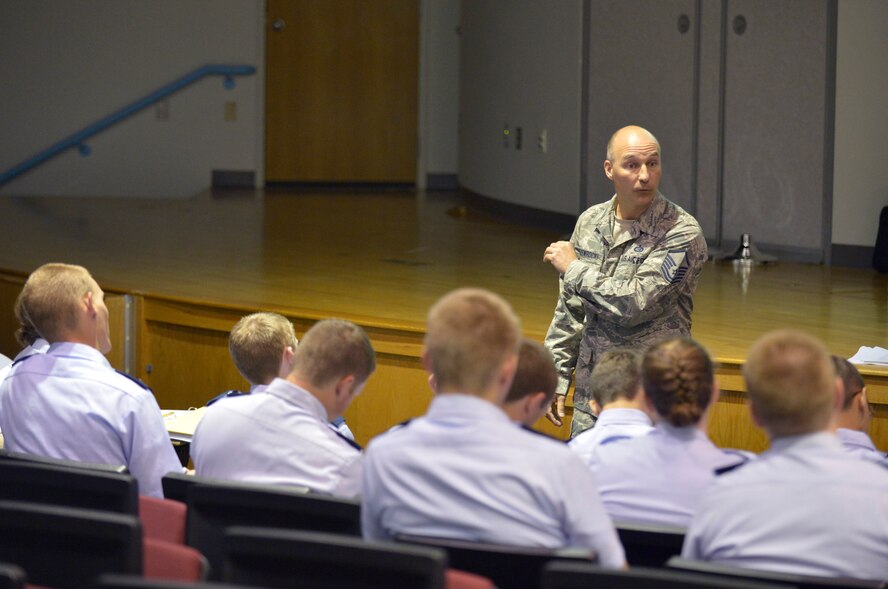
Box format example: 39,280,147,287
115,369,152,392
334,430,363,451
206,389,248,406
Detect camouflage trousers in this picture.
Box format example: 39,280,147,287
569,406,598,439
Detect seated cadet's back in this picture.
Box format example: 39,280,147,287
586,338,746,528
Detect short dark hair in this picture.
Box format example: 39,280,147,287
505,339,557,405
590,348,642,406
291,319,376,388
832,355,865,410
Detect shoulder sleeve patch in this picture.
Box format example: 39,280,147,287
661,249,689,284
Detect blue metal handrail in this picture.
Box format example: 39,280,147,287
0,63,256,186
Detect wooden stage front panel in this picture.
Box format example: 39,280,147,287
0,190,885,450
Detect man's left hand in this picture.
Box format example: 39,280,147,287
543,241,578,274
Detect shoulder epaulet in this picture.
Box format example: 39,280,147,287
114,369,152,392
521,424,563,442
206,389,248,406
333,429,363,451
714,461,747,476
599,435,631,446
11,354,37,367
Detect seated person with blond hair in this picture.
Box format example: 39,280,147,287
683,330,888,581
192,319,375,497
584,338,746,528
0,263,182,497
569,347,654,462
361,288,625,569
208,311,354,439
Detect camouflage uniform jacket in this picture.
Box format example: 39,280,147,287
544,193,707,414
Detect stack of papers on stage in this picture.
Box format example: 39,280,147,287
162,406,209,442
848,346,888,366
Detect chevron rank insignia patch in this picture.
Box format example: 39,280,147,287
661,249,689,284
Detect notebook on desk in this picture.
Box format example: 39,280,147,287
162,407,209,442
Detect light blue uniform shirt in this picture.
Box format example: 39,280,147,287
361,394,626,569
836,428,887,464
683,432,888,581
0,338,50,383
192,377,362,498
569,408,653,464
587,422,745,527
0,342,181,497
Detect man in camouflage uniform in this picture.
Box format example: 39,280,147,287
543,125,707,438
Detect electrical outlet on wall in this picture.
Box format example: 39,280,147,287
538,129,548,153
155,99,170,121
224,101,238,122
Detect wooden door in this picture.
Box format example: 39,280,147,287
265,0,419,183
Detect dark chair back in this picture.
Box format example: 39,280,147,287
0,563,26,589
224,527,447,589
396,533,595,589
542,560,786,589
185,479,359,580
95,574,259,589
161,471,196,504
0,448,129,473
667,557,887,589
615,521,686,567
0,458,138,515
0,500,141,589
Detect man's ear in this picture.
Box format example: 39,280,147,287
335,375,356,399
833,377,845,414
604,159,614,181
421,349,432,374
83,291,96,317
279,345,296,377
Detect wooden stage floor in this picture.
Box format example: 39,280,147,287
0,188,886,447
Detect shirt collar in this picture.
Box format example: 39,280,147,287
426,393,512,425
835,428,878,451
596,407,652,427
768,431,843,454
263,377,329,422
47,341,111,368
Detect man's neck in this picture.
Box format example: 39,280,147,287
602,399,646,412
615,198,652,221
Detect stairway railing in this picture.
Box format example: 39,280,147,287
0,63,256,186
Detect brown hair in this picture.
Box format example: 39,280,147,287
590,347,642,406
832,355,865,410
425,288,521,394
17,263,96,343
642,338,713,427
229,312,299,386
291,319,376,388
505,339,557,405
13,290,42,348
743,330,835,437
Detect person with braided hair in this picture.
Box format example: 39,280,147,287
583,337,746,528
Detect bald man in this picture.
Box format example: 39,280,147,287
543,126,707,437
